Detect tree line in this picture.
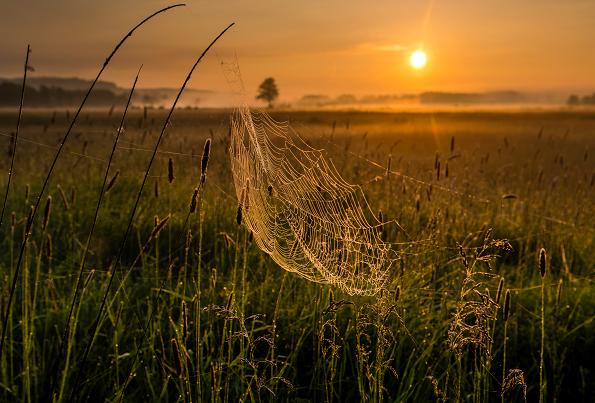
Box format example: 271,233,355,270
567,93,595,106
0,81,127,107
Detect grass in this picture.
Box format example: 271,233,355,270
0,19,593,401
0,106,592,402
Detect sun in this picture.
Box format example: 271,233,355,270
409,49,427,70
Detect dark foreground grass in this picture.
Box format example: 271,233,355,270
0,106,593,401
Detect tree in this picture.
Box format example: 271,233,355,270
567,94,579,106
256,77,279,108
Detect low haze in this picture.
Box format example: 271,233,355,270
2,0,595,102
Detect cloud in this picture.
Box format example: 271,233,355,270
373,43,407,52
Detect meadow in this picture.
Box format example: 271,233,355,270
0,105,593,402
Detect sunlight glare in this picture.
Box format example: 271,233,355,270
410,49,427,70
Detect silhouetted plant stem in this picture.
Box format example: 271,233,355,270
53,67,142,401
0,4,186,363
0,45,29,231
0,43,29,390
71,21,234,398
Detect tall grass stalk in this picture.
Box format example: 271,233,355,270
539,248,546,403
0,47,30,384
502,289,511,403
194,137,210,400
53,67,142,400
72,20,234,397
0,4,186,362
0,45,29,231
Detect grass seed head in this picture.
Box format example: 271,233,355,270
539,248,547,278
42,195,52,231
151,214,170,238
503,289,511,321
168,157,174,183
236,188,245,225
106,170,120,193
200,138,211,185
189,188,199,213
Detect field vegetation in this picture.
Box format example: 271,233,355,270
0,104,593,401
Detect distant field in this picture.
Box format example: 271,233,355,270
0,108,593,401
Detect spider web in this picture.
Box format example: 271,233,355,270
229,106,395,295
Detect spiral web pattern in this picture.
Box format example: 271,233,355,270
229,106,394,295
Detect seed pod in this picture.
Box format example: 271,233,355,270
42,196,52,231
189,188,199,213
105,170,120,193
503,289,511,321
200,138,211,185
267,184,273,196
10,211,16,230
450,136,455,153
377,210,383,234
539,248,546,278
556,278,563,307
168,158,174,183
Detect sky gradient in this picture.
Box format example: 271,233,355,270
2,0,595,101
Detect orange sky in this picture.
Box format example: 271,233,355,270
2,0,595,101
